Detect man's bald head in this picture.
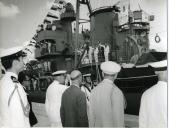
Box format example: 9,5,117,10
70,70,82,80
70,70,82,86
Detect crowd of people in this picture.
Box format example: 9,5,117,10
0,45,167,128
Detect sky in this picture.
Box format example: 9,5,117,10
0,0,167,52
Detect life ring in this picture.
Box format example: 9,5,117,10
155,34,161,43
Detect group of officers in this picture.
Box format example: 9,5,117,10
0,45,167,128
79,41,110,64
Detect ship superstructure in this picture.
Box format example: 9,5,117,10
26,0,158,91
88,1,154,64
33,0,76,90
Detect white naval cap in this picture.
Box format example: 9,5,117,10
83,73,91,77
0,46,24,58
52,70,67,76
101,61,121,75
148,60,167,71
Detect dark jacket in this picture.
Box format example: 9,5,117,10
60,85,89,127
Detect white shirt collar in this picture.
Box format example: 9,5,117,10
54,80,66,86
53,80,59,84
71,84,80,88
5,71,18,79
158,81,167,85
103,78,114,84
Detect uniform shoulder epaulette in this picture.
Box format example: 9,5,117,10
11,76,19,83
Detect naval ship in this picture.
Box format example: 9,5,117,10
18,0,167,126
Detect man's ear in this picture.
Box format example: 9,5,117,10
12,59,18,67
102,72,104,77
113,74,117,79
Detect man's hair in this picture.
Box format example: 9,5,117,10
1,51,25,70
1,57,19,70
104,73,116,78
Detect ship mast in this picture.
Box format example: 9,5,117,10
128,0,133,35
75,0,80,67
127,0,134,61
74,0,92,68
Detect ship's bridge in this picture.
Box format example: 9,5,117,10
89,0,119,11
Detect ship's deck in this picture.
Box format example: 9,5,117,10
32,101,138,127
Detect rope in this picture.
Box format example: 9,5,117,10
84,87,89,101
16,87,30,117
95,63,99,83
116,74,157,80
8,83,30,117
8,85,18,106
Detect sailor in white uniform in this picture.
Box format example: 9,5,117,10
88,46,94,64
139,60,167,128
0,46,30,128
104,43,110,62
45,70,68,127
94,46,99,63
81,74,92,118
89,61,125,127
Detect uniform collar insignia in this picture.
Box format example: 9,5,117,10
5,71,18,79
11,76,19,83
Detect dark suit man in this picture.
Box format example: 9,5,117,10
60,70,88,127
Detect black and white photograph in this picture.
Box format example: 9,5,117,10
0,0,167,127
